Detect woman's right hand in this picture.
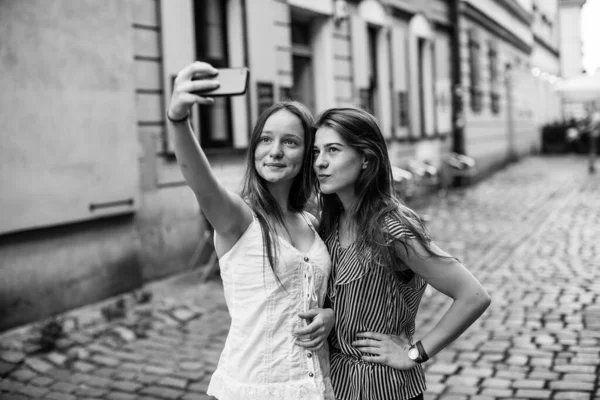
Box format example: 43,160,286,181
167,61,220,121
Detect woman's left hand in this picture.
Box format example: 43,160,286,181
353,331,418,370
294,308,335,351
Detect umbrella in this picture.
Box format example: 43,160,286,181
554,70,600,103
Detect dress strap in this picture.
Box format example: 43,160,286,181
300,211,317,233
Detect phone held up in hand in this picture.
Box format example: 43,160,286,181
192,67,249,97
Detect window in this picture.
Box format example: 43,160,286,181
468,29,482,113
291,17,315,112
489,41,500,114
194,0,232,148
362,25,379,115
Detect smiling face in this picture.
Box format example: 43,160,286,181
254,109,306,184
313,125,365,198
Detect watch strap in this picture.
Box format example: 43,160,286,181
415,340,429,363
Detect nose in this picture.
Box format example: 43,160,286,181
314,152,328,169
268,141,283,158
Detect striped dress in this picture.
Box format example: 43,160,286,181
325,215,427,400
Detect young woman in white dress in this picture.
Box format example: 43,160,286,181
167,61,335,400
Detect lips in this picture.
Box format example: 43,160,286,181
265,163,286,168
318,174,330,181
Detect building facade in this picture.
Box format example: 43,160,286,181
0,0,563,331
558,0,587,119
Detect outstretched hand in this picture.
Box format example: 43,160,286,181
353,331,418,370
167,61,220,121
294,308,335,351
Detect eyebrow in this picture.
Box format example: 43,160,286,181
314,142,344,147
261,130,301,138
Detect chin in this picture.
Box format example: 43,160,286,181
318,184,337,195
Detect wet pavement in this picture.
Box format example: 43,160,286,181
1,155,599,400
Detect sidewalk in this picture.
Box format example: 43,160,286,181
1,155,599,400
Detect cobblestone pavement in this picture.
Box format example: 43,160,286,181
1,155,599,400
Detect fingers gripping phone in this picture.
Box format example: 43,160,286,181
193,67,249,97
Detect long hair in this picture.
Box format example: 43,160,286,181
240,101,316,274
315,108,445,279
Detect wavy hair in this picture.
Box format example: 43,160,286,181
315,108,446,280
240,101,316,275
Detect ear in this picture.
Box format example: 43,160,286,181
361,156,368,170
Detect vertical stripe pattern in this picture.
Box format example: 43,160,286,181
326,215,427,400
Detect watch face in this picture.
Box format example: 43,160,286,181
408,347,419,360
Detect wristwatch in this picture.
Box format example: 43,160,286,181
407,340,429,364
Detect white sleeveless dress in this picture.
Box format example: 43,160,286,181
207,213,335,400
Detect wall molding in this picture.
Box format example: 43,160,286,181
463,2,532,54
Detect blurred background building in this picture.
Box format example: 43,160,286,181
0,0,579,331
558,0,588,118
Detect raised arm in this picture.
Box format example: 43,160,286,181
167,61,252,241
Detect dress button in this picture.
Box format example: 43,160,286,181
307,352,312,358
304,256,309,262
308,372,314,377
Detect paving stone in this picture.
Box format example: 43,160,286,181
46,351,68,366
505,355,528,366
10,367,37,382
73,385,110,398
460,366,493,378
549,381,595,391
50,381,78,393
143,364,173,375
0,350,25,364
553,364,596,374
157,376,188,389
514,389,552,399
446,385,479,395
438,395,468,400
512,379,545,389
30,375,55,387
480,388,514,398
187,381,210,393
106,391,138,400
0,394,29,400
563,373,597,383
0,359,18,376
426,382,446,394
139,385,186,399
554,392,592,400
45,391,77,400
110,379,144,392
16,383,49,398
444,375,480,386
91,354,120,367
494,370,527,380
426,363,459,375
25,357,54,373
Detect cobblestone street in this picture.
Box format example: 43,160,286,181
1,155,599,400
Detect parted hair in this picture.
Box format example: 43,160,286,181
240,101,317,274
315,108,443,277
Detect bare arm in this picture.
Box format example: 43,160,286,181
396,240,491,358
167,62,252,240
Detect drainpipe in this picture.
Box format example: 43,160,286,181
450,0,465,155
241,0,252,137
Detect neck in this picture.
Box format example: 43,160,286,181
266,180,293,214
336,187,358,217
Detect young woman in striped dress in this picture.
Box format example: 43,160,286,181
313,108,492,400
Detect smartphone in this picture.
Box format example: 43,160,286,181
192,67,249,97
